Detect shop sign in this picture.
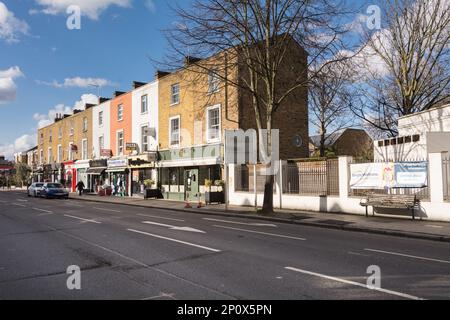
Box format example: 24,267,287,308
107,158,128,168
126,143,139,151
90,159,108,168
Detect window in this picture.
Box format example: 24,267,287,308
207,105,221,142
82,139,88,160
40,150,43,165
169,117,180,147
141,126,149,152
412,134,420,142
397,137,404,144
58,127,62,139
83,117,88,132
377,140,384,147
117,131,124,155
170,84,180,105
70,121,74,136
405,136,412,143
40,133,44,145
99,111,103,126
118,104,123,121
57,145,62,162
69,142,74,161
49,129,52,142
208,69,220,93
141,95,148,113
98,136,104,155
48,147,52,163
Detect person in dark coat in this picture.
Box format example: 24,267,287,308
76,180,85,196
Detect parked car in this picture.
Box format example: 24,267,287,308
40,182,69,199
27,182,44,197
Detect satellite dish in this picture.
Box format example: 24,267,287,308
292,135,303,148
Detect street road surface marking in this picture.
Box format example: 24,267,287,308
16,199,28,202
32,208,53,214
142,221,205,233
127,228,220,252
12,203,26,207
213,225,306,241
0,200,6,203
64,214,101,224
204,217,277,227
425,225,443,229
137,213,185,222
364,248,450,264
94,207,122,213
285,266,424,300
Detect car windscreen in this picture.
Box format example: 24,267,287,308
47,183,63,188
36,183,44,187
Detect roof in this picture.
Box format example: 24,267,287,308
309,128,367,148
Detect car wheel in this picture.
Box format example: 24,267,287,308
27,192,31,197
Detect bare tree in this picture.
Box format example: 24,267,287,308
351,0,450,137
162,0,356,214
309,61,354,157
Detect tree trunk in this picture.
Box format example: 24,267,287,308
260,115,274,214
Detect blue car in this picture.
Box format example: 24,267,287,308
41,182,69,199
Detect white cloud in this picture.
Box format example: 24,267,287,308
0,134,37,160
32,0,132,20
37,76,117,88
0,1,29,43
0,66,24,104
34,94,99,129
144,0,156,13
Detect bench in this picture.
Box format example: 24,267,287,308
360,194,420,220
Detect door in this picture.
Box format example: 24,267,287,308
185,169,199,201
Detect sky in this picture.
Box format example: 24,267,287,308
0,0,377,159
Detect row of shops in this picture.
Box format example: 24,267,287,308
31,143,224,200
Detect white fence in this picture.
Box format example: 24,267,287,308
227,153,450,222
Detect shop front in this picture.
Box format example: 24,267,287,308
32,166,44,183
128,153,158,198
73,160,90,191
62,161,76,192
106,158,129,197
86,159,108,193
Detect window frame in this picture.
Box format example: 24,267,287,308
208,69,220,94
117,130,124,155
141,124,149,152
169,116,181,148
48,147,52,163
117,104,124,121
206,104,221,143
98,135,104,156
141,94,148,114
98,111,103,126
81,139,88,160
82,117,88,132
170,83,180,106
57,144,62,162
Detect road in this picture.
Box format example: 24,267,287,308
0,191,449,300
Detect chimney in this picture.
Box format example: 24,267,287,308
63,114,71,119
133,81,147,89
85,103,96,109
114,91,126,98
184,56,202,66
73,109,82,114
155,70,170,79
99,97,110,104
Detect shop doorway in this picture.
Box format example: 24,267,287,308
184,169,199,201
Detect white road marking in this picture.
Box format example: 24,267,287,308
285,266,424,300
364,248,450,264
32,208,53,214
63,214,101,224
204,217,277,227
137,213,185,222
142,221,205,233
213,225,306,241
12,203,26,207
127,228,220,252
94,207,122,213
425,225,443,229
16,199,28,202
0,200,7,203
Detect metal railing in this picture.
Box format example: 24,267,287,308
282,158,339,196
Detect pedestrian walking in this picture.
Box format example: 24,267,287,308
76,180,85,196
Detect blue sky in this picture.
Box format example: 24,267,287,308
0,0,374,159
0,0,182,159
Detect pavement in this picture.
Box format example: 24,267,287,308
1,189,450,300
67,192,450,243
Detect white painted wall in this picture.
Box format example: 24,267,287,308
131,81,158,153
227,156,450,222
92,100,111,159
374,104,450,161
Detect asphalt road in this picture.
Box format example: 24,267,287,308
1,191,450,300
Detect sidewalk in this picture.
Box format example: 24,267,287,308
69,193,450,243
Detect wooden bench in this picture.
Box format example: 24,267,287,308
360,194,420,220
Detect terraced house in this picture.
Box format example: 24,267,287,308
157,41,308,202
